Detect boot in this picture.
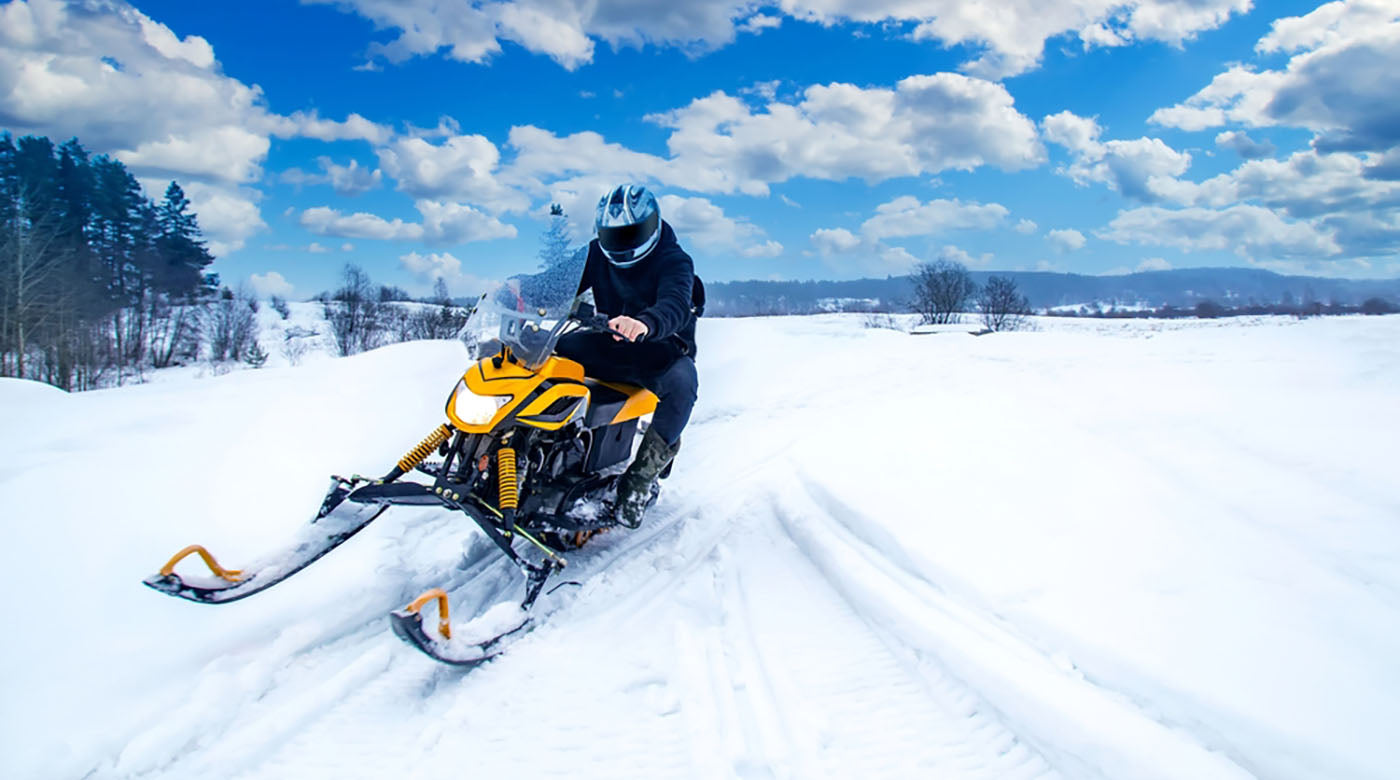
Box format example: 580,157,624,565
614,428,679,528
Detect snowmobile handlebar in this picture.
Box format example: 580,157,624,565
572,311,631,340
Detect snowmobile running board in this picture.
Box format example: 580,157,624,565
142,476,390,604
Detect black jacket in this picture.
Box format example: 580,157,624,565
579,220,697,360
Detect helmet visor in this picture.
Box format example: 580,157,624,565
598,210,659,255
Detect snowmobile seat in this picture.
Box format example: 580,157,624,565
583,379,628,427
582,379,653,428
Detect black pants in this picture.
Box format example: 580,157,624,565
556,332,697,446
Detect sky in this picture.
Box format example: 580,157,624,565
2,0,1398,300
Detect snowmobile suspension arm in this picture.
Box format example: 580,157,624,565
158,545,244,582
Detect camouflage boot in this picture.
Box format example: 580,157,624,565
614,428,679,528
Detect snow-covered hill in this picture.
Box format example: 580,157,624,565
2,315,1397,779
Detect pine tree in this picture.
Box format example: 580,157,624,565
156,181,215,295
244,339,268,368
538,203,571,271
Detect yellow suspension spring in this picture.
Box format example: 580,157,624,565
497,447,519,511
397,424,452,474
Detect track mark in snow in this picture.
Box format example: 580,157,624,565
772,475,1253,780
657,515,1059,779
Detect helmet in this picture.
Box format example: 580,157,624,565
595,184,661,267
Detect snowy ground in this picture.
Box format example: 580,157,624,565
2,314,1398,779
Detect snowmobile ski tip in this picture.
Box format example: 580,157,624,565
142,478,389,604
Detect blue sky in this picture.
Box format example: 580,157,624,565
2,0,1397,300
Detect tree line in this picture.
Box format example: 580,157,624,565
0,133,217,390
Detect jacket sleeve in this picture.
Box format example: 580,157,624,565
636,247,694,342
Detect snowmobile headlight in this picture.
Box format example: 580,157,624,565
452,381,511,426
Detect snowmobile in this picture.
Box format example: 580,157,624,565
144,272,681,666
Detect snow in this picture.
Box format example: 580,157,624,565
2,314,1398,779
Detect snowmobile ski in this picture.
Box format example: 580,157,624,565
142,476,389,604
391,558,567,665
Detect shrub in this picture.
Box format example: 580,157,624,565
979,275,1031,332
1361,297,1398,315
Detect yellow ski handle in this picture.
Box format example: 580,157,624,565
158,545,244,582
402,588,452,639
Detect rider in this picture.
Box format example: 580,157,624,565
556,184,698,527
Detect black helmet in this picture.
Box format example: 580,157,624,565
595,184,661,267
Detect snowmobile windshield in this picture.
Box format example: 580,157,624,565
457,259,586,371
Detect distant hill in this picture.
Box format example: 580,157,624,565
703,268,1400,316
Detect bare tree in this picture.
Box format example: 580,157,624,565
207,286,258,361
144,290,201,368
912,259,977,324
324,264,384,355
979,275,1031,332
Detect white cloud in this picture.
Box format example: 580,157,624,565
300,200,517,245
860,195,1008,240
342,243,355,252
323,158,383,196
659,194,780,258
874,244,921,272
301,206,420,241
1099,205,1342,260
282,157,383,196
1151,2,1400,152
356,74,1037,240
1215,130,1276,160
1047,228,1087,252
739,79,782,101
308,242,330,254
808,226,930,274
377,134,528,211
935,243,994,268
741,240,784,258
1044,79,1400,265
1256,0,1394,54
740,14,782,34
275,111,392,145
311,0,1249,78
1137,257,1172,271
248,271,294,298
1158,149,1400,259
507,125,669,190
1043,111,1192,202
1015,218,1038,234
399,251,500,295
810,227,863,256
650,74,1044,196
400,250,462,281
306,0,749,70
